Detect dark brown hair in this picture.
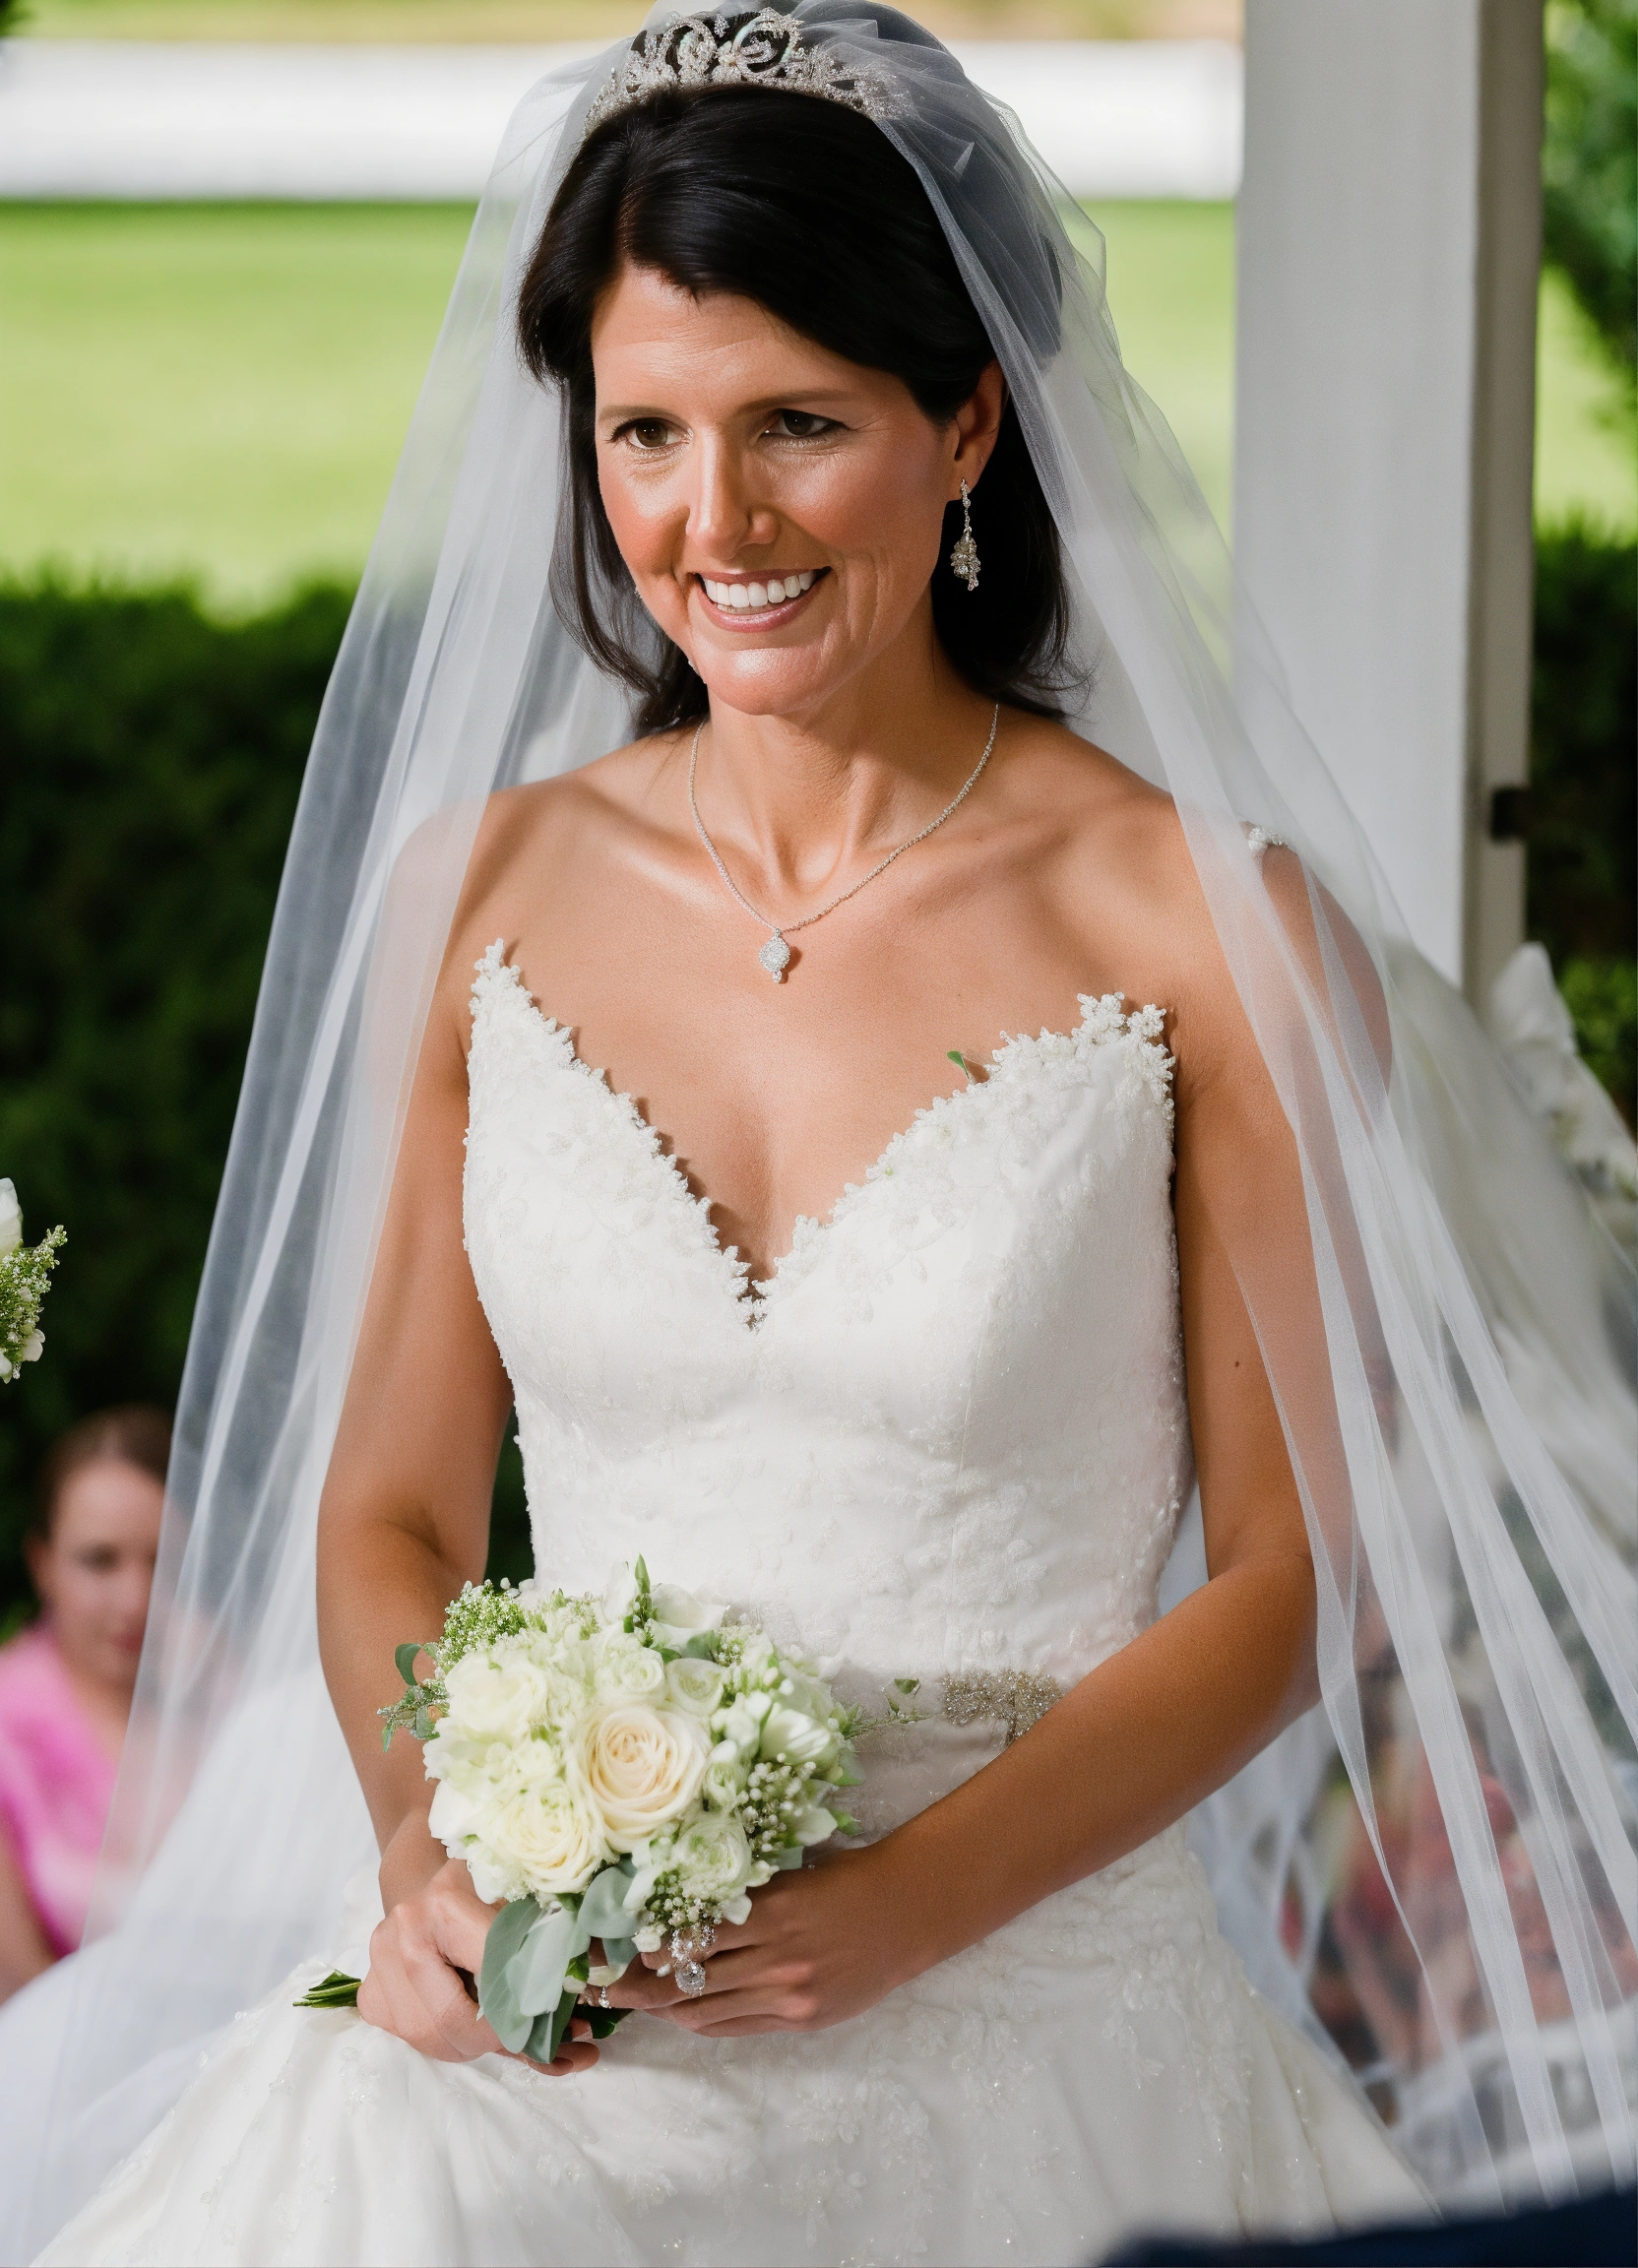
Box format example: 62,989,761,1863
517,82,1076,733
33,1405,171,1543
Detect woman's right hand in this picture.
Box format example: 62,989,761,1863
357,1821,598,2076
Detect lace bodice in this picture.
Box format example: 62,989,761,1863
464,944,1191,1778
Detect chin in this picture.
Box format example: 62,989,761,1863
693,654,852,720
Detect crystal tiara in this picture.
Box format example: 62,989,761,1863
582,10,902,138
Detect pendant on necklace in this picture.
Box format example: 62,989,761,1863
758,933,791,981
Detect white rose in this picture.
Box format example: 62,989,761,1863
0,1182,21,1259
492,1776,610,1900
669,1810,755,1906
664,1657,726,1718
21,1332,42,1365
578,1704,708,1851
593,1631,668,1702
759,1702,840,1772
442,1647,557,1748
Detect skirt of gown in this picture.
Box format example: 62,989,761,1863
35,1825,1426,2268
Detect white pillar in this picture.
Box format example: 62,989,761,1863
1233,0,1542,1006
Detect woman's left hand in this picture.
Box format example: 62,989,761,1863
603,1844,914,2037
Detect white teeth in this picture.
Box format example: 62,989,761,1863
703,571,819,609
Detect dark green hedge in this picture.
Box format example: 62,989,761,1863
1529,523,1637,1118
0,577,532,1626
1,534,1632,1621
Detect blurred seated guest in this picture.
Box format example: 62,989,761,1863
0,1408,168,1999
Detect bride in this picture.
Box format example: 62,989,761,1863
5,9,1634,2264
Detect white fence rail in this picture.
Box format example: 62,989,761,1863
0,37,1241,201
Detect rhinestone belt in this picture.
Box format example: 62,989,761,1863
941,1669,1063,1745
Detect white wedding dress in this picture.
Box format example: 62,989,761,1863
40,946,1426,2268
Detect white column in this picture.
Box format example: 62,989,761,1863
1233,0,1542,1005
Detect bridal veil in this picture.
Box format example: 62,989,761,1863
3,7,1632,2253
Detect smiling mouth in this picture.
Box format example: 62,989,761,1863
697,569,824,620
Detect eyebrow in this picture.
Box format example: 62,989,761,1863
596,388,855,425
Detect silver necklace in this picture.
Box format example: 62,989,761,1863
688,704,1000,981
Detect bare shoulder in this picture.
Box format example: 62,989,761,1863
995,712,1280,1098
434,730,689,1001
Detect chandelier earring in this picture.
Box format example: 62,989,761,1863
949,478,980,592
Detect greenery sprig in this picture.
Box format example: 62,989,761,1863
0,1212,65,1385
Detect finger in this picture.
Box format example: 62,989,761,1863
606,1965,693,2010
511,2017,600,2077
391,1920,499,2060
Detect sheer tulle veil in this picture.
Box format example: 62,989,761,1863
3,8,1632,2252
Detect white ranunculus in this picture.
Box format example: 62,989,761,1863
593,1630,667,1702
700,1752,745,1811
578,1704,708,1852
491,1776,610,1900
669,1810,755,1905
0,1181,21,1259
441,1646,557,1748
759,1702,840,1772
664,1656,726,1718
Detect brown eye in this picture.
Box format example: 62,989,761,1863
769,410,834,439
623,418,676,451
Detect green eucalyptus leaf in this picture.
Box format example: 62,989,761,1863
682,1631,719,1659
477,1898,540,2051
509,1904,588,2020
577,1862,638,1946
394,1642,425,1686
598,1935,637,1977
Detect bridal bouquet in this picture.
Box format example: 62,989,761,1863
301,1560,862,2063
0,1180,65,1385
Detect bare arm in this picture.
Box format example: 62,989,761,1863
0,1821,53,2003
315,969,597,2072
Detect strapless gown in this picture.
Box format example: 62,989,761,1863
39,944,1425,2266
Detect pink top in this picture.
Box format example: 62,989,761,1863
0,1623,117,1958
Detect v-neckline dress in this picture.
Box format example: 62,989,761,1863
37,941,1424,2268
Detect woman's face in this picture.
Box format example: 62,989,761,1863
590,263,1002,719
29,1460,162,1696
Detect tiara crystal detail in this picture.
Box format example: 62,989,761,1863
583,11,901,137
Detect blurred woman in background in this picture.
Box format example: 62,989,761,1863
0,1407,167,1999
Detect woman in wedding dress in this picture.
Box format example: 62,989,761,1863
6,10,1633,2266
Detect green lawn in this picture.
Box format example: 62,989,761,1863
1,200,1631,605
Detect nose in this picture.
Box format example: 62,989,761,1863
688,432,778,561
